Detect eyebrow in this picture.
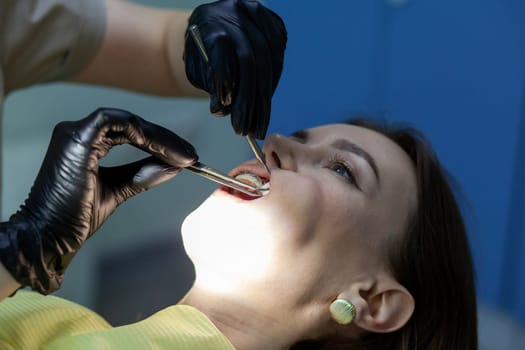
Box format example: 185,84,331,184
291,130,380,185
331,139,380,185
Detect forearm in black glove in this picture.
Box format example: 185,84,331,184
184,0,287,139
0,108,197,294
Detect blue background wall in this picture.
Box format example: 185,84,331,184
265,0,525,324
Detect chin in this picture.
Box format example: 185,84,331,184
181,190,272,254
181,209,276,294
180,190,288,290
182,182,277,234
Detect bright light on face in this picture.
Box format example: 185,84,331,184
181,192,279,295
179,124,419,308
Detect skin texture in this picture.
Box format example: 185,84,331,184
73,0,204,97
180,124,418,350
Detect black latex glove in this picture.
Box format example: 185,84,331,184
0,108,197,294
184,0,287,139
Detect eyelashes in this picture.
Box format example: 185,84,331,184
326,154,359,189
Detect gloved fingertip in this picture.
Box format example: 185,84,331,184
210,103,225,115
251,128,266,140
210,95,231,116
183,142,198,159
210,94,221,113
164,166,184,177
132,163,183,191
248,118,265,139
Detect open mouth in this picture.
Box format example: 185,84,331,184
235,172,267,188
223,166,271,200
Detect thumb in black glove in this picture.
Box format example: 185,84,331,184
184,0,287,139
0,108,197,294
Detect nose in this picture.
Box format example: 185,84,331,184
262,133,301,171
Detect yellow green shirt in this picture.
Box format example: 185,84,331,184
0,291,236,350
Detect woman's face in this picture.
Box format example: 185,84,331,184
181,124,417,300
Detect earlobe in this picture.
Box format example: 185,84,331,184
340,278,414,333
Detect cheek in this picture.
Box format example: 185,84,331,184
268,172,327,245
311,187,371,255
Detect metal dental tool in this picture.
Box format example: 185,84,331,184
187,162,269,197
183,25,270,197
245,134,272,176
188,25,272,177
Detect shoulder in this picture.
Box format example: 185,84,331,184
1,0,106,91
0,290,110,350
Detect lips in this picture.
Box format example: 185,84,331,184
234,172,266,188
230,163,270,184
223,163,271,200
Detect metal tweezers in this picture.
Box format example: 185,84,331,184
185,25,271,197
187,162,269,197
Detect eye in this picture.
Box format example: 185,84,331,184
330,163,351,177
327,157,359,189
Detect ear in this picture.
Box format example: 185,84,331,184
344,276,414,333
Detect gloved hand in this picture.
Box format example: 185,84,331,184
184,0,287,139
0,108,197,294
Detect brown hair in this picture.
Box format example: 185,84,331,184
291,118,478,349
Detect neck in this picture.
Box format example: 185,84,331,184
179,284,318,350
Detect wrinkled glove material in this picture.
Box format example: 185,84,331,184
0,108,197,294
184,0,287,139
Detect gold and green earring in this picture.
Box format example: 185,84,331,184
329,299,356,325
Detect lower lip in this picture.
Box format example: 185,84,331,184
218,185,265,201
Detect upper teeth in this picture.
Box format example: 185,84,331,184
235,172,265,188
